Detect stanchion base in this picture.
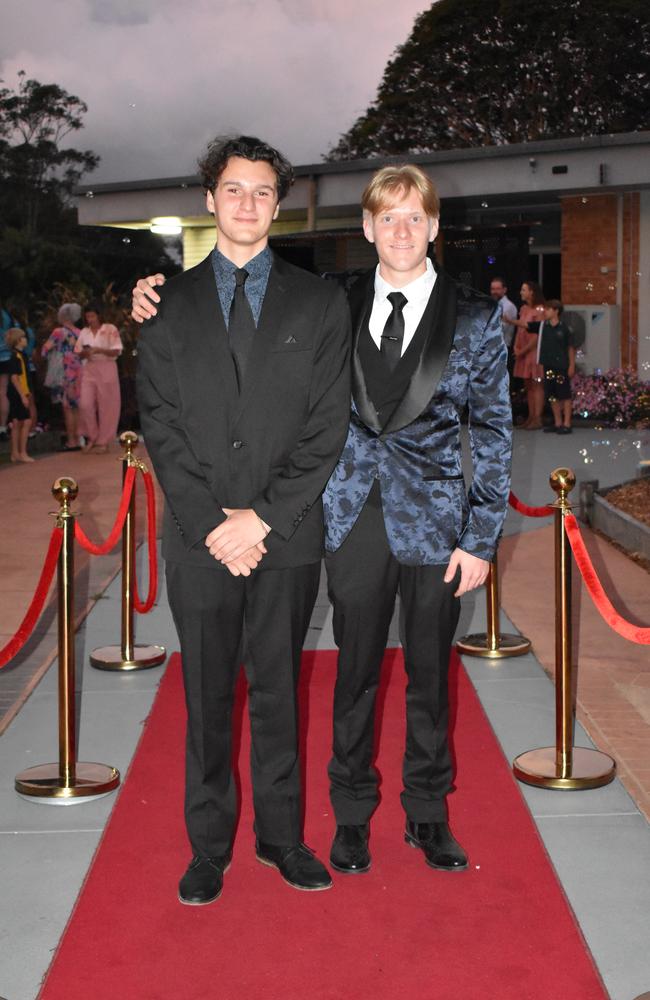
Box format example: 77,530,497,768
456,633,532,658
90,644,167,671
513,747,616,790
15,762,120,802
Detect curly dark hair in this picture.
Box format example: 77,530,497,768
197,135,294,201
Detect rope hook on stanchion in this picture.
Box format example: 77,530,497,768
15,477,120,802
90,431,166,672
512,467,616,790
456,551,532,658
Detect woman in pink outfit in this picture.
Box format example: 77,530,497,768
512,281,546,429
75,304,122,453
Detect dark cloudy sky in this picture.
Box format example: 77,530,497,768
2,0,428,183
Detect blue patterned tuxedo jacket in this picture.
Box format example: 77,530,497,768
323,266,512,565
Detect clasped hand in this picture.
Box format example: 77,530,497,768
205,508,270,577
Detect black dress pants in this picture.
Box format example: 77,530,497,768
325,487,461,825
166,559,320,857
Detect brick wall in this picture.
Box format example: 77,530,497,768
621,192,640,369
560,194,618,306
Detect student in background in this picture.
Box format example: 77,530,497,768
5,327,34,463
539,299,576,435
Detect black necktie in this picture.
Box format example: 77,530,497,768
380,292,407,372
228,267,256,386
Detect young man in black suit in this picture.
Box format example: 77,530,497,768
135,136,351,904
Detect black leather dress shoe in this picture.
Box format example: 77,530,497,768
405,821,468,871
256,841,333,891
330,824,371,874
178,853,231,905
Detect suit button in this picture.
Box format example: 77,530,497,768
232,440,243,449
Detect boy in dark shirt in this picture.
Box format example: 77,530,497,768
5,327,34,462
538,300,576,435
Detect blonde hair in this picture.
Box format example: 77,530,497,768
5,327,26,349
361,165,440,219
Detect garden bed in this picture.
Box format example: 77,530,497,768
592,478,650,570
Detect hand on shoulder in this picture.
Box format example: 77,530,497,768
131,273,166,323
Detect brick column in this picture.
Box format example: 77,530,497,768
560,194,618,306
621,192,640,370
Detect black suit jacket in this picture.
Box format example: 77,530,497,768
136,252,352,570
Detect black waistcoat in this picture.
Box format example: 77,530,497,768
357,280,440,429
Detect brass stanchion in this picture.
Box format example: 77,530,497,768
456,552,532,658
15,478,120,801
513,468,616,790
91,432,166,671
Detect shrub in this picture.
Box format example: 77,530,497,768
572,367,650,427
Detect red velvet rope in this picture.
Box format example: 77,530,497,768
133,469,158,614
564,513,650,645
0,527,63,669
74,466,136,555
508,490,554,518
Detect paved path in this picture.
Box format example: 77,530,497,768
0,425,649,1000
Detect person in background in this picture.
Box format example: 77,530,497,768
489,277,517,373
511,280,545,429
1,304,19,440
42,303,83,451
538,299,576,435
5,327,34,463
21,322,40,437
75,303,122,453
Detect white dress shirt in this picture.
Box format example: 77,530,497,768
498,294,517,347
368,258,437,356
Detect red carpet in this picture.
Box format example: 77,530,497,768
39,650,606,1000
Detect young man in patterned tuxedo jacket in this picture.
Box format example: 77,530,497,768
323,165,512,876
132,163,512,880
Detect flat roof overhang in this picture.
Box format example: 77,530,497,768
75,130,650,234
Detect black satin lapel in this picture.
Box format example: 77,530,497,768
233,261,285,419
349,272,382,434
382,268,457,435
190,257,239,401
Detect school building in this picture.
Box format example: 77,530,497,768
76,130,650,378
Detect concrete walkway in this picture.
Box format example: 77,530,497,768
0,425,649,1000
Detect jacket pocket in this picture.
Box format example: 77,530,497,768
422,473,465,482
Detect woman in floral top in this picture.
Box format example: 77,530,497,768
42,303,83,450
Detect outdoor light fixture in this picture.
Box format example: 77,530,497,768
150,216,182,235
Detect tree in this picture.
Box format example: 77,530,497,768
327,0,650,160
0,71,98,236
0,72,177,313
